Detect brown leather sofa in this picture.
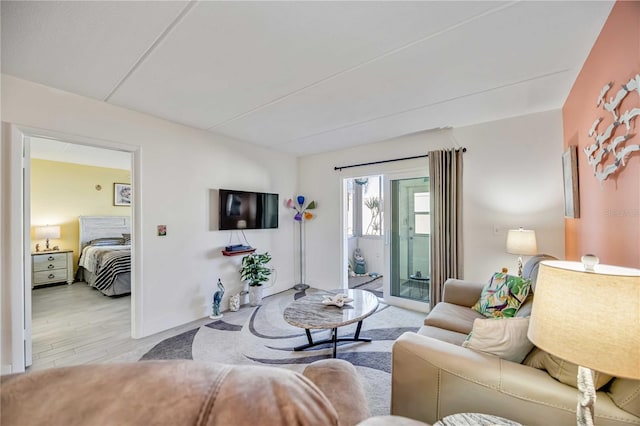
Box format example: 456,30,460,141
391,257,640,426
1,359,371,426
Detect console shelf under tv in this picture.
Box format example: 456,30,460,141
222,248,256,257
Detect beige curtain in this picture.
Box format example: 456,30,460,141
429,149,464,306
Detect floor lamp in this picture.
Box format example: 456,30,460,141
528,257,640,425
288,196,316,291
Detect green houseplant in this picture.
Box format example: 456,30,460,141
240,252,272,306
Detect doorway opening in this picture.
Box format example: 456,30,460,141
343,175,384,297
28,137,134,370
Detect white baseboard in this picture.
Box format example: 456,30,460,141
1,364,13,374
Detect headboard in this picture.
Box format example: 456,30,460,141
78,216,131,251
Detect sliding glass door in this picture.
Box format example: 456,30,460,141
387,176,431,307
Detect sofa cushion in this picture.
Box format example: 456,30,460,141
462,317,534,363
524,348,614,390
424,302,485,335
417,325,468,346
608,378,640,418
471,273,531,318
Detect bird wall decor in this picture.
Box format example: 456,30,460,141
584,73,640,182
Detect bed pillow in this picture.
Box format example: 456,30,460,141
472,273,531,318
122,233,131,244
462,317,534,363
89,237,124,246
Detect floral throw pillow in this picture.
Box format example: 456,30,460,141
472,273,532,318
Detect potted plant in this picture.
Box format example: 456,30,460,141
240,252,272,306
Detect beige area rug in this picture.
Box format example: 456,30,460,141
107,288,424,417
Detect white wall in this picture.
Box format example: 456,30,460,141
299,110,565,290
1,76,297,350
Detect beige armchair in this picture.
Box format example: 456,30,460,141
391,256,640,426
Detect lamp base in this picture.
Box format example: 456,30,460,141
577,365,596,426
517,256,524,277
292,283,309,291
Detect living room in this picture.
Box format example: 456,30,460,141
1,1,638,424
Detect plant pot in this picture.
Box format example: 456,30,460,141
249,285,263,306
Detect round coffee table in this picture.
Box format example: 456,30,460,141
283,289,379,358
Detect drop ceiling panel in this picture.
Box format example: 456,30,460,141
107,1,501,129
1,1,188,100
215,1,612,149
276,70,574,156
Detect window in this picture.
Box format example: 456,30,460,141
358,176,382,237
414,192,430,235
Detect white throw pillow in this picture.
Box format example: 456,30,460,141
462,317,534,363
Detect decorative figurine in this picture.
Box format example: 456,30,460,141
35,243,40,252
210,278,225,320
229,293,240,312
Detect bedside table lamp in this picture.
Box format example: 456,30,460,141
528,258,640,426
35,225,60,251
506,228,537,276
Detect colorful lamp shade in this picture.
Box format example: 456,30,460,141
287,196,316,221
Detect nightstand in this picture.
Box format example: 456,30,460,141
31,250,74,288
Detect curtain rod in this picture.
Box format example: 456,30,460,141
334,147,466,171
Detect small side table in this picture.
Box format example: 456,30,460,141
408,274,430,299
434,413,522,426
32,250,74,288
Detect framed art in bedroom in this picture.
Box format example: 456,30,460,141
114,183,132,206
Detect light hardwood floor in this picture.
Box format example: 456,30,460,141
30,282,211,372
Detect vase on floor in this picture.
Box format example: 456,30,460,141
249,285,263,306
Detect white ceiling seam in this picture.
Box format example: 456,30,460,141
205,1,519,132
276,66,573,148
103,0,198,102
1,1,614,156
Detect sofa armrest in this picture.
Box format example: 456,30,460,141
303,359,369,426
441,278,485,307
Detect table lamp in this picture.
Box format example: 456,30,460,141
528,258,640,426
506,228,537,276
35,225,60,251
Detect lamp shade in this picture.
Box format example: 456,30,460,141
35,225,60,240
528,260,640,379
506,228,537,255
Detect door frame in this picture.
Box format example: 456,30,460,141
383,169,430,313
3,123,143,373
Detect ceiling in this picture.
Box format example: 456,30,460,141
2,1,613,157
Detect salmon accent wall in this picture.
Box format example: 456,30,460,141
562,1,640,268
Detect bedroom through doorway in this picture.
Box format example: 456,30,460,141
28,137,134,371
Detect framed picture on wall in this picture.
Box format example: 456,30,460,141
114,183,132,206
562,146,580,218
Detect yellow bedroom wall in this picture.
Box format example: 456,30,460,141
30,159,131,271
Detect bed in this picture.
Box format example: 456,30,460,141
76,216,131,296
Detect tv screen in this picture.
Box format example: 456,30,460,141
219,189,279,230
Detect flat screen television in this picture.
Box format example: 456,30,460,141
218,189,279,230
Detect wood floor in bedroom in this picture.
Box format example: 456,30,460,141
29,282,210,372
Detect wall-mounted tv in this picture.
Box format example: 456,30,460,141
218,189,279,230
